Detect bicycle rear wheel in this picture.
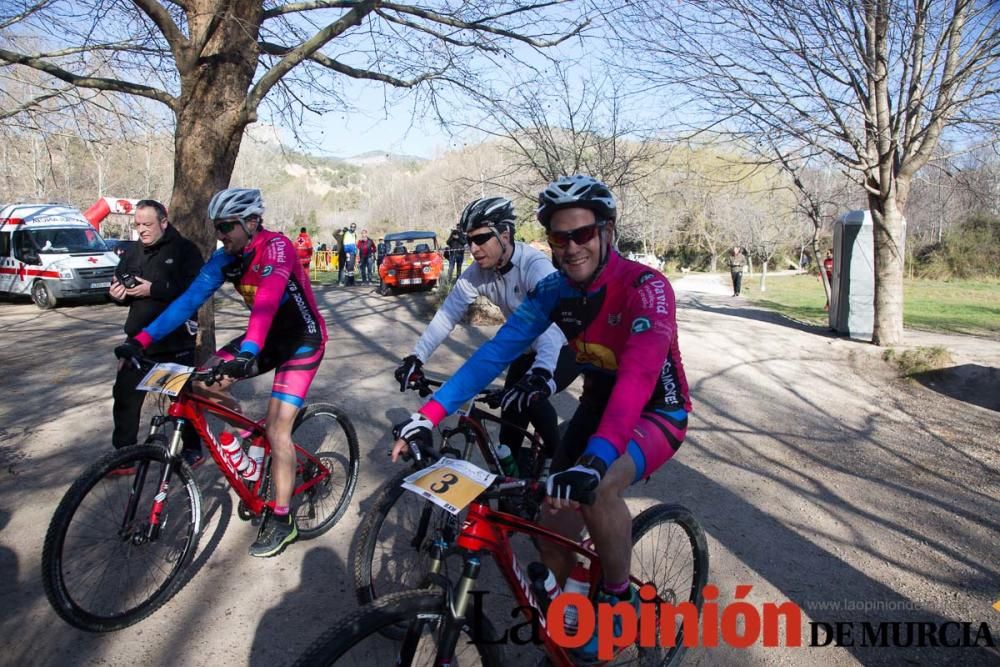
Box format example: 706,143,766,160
620,503,709,666
41,444,202,632
292,403,359,538
293,589,503,667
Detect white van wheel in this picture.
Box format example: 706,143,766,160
32,280,57,309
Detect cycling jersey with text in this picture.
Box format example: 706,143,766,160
422,251,690,459
142,230,327,353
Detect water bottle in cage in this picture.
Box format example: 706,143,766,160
219,431,261,481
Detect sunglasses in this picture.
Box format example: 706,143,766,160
467,231,495,247
547,222,603,248
213,218,240,234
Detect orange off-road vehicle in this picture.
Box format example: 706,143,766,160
377,230,444,296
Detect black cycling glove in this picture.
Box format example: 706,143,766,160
114,337,144,367
500,367,556,414
392,412,434,461
394,354,424,392
219,351,256,379
546,455,608,505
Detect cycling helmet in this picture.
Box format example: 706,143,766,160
459,197,516,234
536,175,616,228
207,188,265,221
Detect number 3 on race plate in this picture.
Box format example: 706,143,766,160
402,459,496,515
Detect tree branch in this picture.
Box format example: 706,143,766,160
249,1,378,110
0,47,177,109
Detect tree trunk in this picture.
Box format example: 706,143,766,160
169,105,249,360
870,198,906,346
759,258,768,292
166,8,260,360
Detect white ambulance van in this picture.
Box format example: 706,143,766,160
0,203,119,309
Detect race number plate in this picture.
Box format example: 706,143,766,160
400,278,422,285
402,459,496,515
137,363,195,397
90,282,111,288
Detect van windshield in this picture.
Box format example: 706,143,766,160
28,228,109,254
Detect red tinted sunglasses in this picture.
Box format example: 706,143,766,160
547,222,603,248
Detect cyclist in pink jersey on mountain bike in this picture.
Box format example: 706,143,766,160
392,175,691,660
116,188,328,558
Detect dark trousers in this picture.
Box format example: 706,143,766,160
359,255,372,283
448,252,464,281
113,348,200,451
498,346,579,461
731,271,743,295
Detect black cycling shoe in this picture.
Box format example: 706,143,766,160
249,514,298,558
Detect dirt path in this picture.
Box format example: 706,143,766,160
0,279,997,666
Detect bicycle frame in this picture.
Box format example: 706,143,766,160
146,384,331,518
443,404,544,479
463,498,605,664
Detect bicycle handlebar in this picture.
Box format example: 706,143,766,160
408,376,504,409
115,350,229,388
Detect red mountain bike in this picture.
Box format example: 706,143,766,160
41,359,360,632
299,455,708,666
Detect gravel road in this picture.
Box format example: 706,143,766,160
1,276,997,666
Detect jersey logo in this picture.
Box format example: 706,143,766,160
262,265,273,277
608,312,622,326
633,271,655,287
632,316,651,333
252,263,261,273
573,341,618,370
238,284,257,306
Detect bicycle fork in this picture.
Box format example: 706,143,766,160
128,417,188,543
401,545,481,667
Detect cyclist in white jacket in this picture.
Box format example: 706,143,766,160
395,196,577,465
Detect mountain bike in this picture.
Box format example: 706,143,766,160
351,376,548,619
298,460,709,666
41,358,360,632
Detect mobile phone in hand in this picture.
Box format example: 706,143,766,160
118,272,139,289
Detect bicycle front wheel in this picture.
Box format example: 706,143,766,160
351,468,465,609
41,444,203,632
293,589,504,667
621,503,709,666
292,403,360,538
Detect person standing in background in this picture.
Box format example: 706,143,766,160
823,248,835,310
109,199,204,468
445,225,466,282
295,227,313,274
728,246,746,297
376,237,387,283
341,223,358,286
357,230,377,284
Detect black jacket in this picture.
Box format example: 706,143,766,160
115,225,204,354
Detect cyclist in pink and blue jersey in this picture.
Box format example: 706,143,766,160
392,175,691,659
116,188,327,558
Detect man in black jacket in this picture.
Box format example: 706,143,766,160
109,199,204,463
445,226,465,282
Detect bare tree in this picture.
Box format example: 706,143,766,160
0,0,591,350
459,66,668,222
619,0,1000,345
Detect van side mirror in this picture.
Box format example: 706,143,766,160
22,250,41,265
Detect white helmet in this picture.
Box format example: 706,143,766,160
207,188,265,221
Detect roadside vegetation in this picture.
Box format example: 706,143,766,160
882,346,955,377
746,274,999,336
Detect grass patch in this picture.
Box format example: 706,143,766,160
746,274,1000,335
882,346,954,376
